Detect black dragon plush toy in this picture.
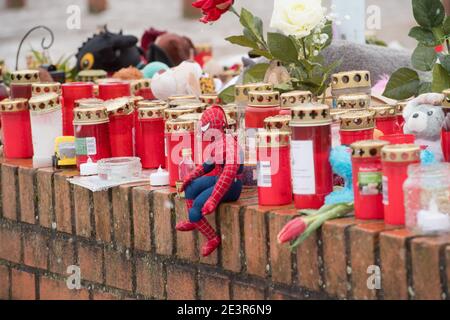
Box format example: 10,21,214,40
76,27,144,72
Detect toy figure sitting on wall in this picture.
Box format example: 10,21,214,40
176,106,243,257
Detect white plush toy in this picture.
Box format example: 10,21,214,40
403,93,446,161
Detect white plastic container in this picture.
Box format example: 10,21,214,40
28,93,63,168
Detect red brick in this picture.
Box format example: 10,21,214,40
232,281,265,300
18,167,37,224
132,187,152,252
220,201,245,272
322,218,356,299
36,168,54,228
166,265,196,300
135,256,165,299
0,225,22,263
112,186,132,248
54,172,75,234
77,242,103,284
73,185,92,238
48,237,75,275
104,248,133,291
198,213,218,265
297,230,320,292
174,197,198,262
2,164,18,221
243,206,268,278
93,290,122,300
23,232,48,269
153,190,174,256
93,190,112,243
39,277,89,300
411,236,450,300
380,229,414,300
199,272,230,300
11,269,36,300
447,247,450,298
268,210,295,285
0,265,10,300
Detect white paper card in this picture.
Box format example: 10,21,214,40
257,161,272,187
291,140,316,195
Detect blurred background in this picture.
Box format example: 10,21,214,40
0,0,447,69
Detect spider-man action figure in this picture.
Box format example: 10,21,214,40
177,106,243,257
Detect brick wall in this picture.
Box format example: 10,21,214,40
0,159,450,300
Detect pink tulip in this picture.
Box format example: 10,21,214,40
277,217,307,244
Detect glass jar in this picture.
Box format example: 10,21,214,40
331,70,371,108
0,98,33,159
62,82,94,135
105,98,134,157
256,130,292,206
138,105,166,169
441,89,450,162
9,69,40,99
381,144,421,225
351,140,389,220
73,106,111,168
32,82,61,96
290,104,333,209
339,110,375,145
404,163,450,234
98,81,131,100
336,94,370,110
97,157,142,181
370,105,401,136
165,119,195,187
28,93,63,167
280,90,314,112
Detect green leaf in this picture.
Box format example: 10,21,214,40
218,85,236,104
225,35,259,50
418,81,432,94
411,45,437,71
243,63,270,84
440,55,450,73
240,8,264,44
412,0,445,28
432,64,450,92
267,32,298,63
409,26,439,46
248,48,273,60
383,68,420,100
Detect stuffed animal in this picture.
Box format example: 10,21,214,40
76,27,144,72
325,145,354,205
403,93,445,161
176,106,244,257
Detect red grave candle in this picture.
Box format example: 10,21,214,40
339,110,375,146
290,104,333,209
381,144,421,225
138,106,166,169
0,98,33,158
105,98,134,157
245,91,281,129
370,105,401,136
194,44,212,67
131,79,153,100
256,130,292,206
135,100,166,159
351,140,389,220
9,69,40,99
62,82,94,135
98,81,130,100
165,120,195,187
73,106,111,168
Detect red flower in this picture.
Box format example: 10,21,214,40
277,217,307,244
192,0,234,23
435,44,444,53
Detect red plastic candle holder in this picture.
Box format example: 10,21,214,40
339,110,376,146
105,99,134,157
138,106,166,169
62,82,94,135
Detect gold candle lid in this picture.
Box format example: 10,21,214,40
264,115,291,132
137,100,167,109
340,110,376,131
442,89,450,108
331,70,371,90
223,107,237,122
0,98,29,112
181,102,207,114
138,106,166,120
235,82,273,103
350,140,389,158
77,69,107,82
178,113,202,122
32,82,61,96
10,69,40,84
130,79,151,95
199,94,221,105
28,93,61,113
128,95,145,108
75,98,104,109
73,106,109,125
256,130,290,148
381,144,421,163
395,101,408,115
165,119,196,133
336,94,370,109
168,98,200,108
105,98,133,117
330,109,349,122
164,105,196,121
370,105,397,118
280,90,313,109
290,104,331,127
248,90,280,107
168,95,197,102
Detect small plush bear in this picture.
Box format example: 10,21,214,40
403,93,446,161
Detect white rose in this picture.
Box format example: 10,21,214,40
270,0,325,38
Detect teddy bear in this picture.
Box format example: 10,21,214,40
403,93,446,161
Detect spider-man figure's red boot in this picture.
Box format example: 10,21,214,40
195,217,221,257
176,200,196,232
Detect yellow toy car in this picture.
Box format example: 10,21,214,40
53,136,77,168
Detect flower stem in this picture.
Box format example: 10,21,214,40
229,6,240,19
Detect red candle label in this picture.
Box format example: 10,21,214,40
358,168,382,195
291,140,315,194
